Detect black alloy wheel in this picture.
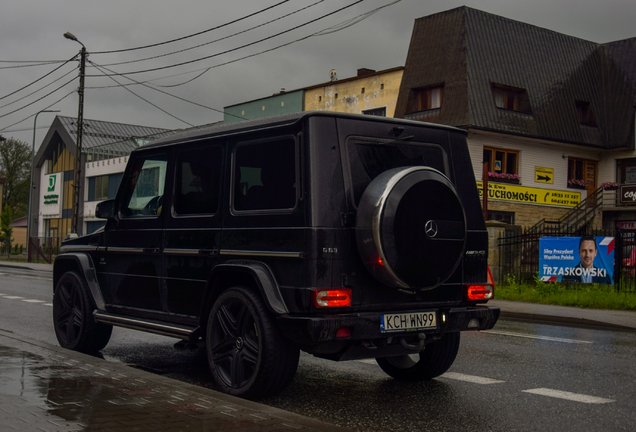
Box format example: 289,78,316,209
206,287,299,399
53,271,112,353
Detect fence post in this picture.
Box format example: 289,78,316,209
486,220,507,286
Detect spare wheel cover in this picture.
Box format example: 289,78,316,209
355,167,466,289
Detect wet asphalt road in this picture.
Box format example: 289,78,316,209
1,266,635,431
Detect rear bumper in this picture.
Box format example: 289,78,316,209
277,306,500,345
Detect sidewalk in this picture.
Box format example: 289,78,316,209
0,329,348,432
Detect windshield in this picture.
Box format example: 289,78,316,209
346,137,448,206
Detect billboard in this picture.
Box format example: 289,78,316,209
40,172,64,219
539,236,614,284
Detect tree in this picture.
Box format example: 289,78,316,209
0,204,13,257
0,138,31,218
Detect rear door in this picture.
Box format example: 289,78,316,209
163,142,224,317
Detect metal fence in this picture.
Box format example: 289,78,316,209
497,227,634,292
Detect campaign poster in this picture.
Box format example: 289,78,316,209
539,236,614,284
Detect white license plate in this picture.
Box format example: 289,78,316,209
380,311,437,333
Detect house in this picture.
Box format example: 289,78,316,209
394,6,636,230
31,116,171,240
9,216,26,248
224,67,404,123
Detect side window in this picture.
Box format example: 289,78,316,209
120,155,168,218
174,145,223,215
233,138,296,211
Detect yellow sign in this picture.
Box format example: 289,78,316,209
476,182,581,207
535,167,554,184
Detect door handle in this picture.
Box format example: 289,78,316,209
143,248,160,254
198,249,219,257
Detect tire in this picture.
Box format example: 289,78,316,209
376,332,460,381
356,167,466,289
53,271,113,353
206,286,300,399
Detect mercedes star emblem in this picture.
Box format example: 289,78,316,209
425,220,438,238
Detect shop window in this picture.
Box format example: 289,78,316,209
575,101,596,126
617,158,636,184
483,147,519,182
492,84,532,114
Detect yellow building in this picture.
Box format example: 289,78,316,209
304,67,404,117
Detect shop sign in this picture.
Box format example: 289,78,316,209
476,182,581,207
616,221,636,230
619,184,636,205
41,172,64,218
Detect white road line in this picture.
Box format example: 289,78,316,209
482,330,592,344
523,388,615,404
22,299,45,303
44,303,53,307
441,372,505,384
3,296,24,300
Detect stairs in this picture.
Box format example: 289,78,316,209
528,186,606,235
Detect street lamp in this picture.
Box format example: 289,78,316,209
28,109,60,261
64,32,87,236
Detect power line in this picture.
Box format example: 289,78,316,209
0,56,76,101
89,61,194,126
86,0,394,89
91,0,292,55
86,0,365,77
0,76,77,120
99,0,326,68
0,91,74,133
89,60,246,120
0,68,77,110
0,60,68,69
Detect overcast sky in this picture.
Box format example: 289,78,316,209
1,0,635,149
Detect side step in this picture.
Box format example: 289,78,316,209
94,311,200,340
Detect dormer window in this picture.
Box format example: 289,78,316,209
492,83,532,114
576,101,596,126
411,84,444,112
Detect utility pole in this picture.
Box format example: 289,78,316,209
64,32,86,236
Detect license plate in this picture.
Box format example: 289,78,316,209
380,311,437,333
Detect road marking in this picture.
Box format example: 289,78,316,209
482,330,592,344
22,299,45,303
3,296,24,300
522,388,615,404
441,372,505,384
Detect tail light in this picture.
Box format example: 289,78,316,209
312,289,352,308
465,266,495,301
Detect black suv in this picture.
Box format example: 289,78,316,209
53,112,499,399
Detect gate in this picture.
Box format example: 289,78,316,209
615,221,636,292
28,237,59,264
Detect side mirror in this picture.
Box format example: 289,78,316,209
95,199,115,219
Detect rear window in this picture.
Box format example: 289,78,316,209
347,137,448,206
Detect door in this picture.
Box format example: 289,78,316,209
104,152,169,313
163,143,224,317
585,160,597,207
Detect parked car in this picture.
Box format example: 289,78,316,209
53,112,499,399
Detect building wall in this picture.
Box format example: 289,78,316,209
304,69,404,117
39,145,75,240
83,155,128,228
224,91,304,124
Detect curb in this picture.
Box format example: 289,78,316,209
499,310,636,332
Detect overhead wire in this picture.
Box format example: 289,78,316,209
85,0,365,77
87,0,396,89
89,60,246,120
0,75,77,120
0,68,77,110
0,91,75,133
0,56,77,101
89,61,194,126
99,0,326,67
91,0,292,54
